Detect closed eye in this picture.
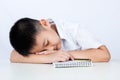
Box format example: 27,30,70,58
41,49,47,52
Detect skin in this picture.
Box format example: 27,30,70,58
10,19,111,63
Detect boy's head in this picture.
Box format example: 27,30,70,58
10,18,61,56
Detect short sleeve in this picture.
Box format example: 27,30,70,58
76,28,103,50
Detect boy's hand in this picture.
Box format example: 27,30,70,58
47,50,74,62
35,50,58,55
36,50,74,63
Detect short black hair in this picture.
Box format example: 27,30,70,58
9,18,44,56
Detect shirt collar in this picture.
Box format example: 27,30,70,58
54,20,67,40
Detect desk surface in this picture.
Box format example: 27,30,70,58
1,60,120,80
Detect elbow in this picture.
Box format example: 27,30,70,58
102,51,111,62
106,53,111,62
10,52,16,63
10,50,19,63
10,57,15,63
98,45,111,62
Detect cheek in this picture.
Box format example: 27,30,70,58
49,34,60,44
47,30,61,44
50,37,60,44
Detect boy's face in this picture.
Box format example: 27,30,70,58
30,19,61,54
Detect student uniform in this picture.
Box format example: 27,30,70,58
55,21,103,51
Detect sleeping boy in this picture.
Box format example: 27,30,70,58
9,18,110,63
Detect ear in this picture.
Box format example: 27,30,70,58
40,19,51,28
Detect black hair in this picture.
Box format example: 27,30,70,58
9,18,44,56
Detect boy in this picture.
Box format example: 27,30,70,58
9,18,110,63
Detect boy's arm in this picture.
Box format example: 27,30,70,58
10,50,73,64
10,50,51,63
10,45,110,63
68,45,111,62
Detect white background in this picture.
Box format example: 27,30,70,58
0,0,120,63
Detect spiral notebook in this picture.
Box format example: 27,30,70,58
53,59,92,68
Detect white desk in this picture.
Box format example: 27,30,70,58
1,60,120,80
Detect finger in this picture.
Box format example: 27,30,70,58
56,57,68,62
60,55,68,60
35,52,41,55
38,51,47,54
36,51,48,55
37,50,54,55
69,54,74,61
60,55,69,61
62,52,73,61
54,55,68,62
62,52,70,58
45,50,57,54
62,51,74,61
65,53,74,60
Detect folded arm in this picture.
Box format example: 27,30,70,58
10,50,73,64
68,45,111,62
10,50,50,63
10,45,110,63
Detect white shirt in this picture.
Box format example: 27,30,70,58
55,21,103,51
